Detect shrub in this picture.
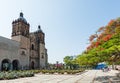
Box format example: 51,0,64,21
0,70,34,80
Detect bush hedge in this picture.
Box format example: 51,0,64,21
0,70,34,80
0,69,84,80
31,69,84,74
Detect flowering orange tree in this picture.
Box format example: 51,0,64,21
74,17,120,67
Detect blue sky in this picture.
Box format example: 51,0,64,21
0,0,120,63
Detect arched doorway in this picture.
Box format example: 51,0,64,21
1,59,11,71
12,60,19,70
31,61,34,69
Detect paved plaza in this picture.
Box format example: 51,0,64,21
0,70,119,83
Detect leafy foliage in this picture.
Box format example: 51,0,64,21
63,56,79,69
65,17,120,67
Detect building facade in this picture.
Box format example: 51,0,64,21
0,12,48,70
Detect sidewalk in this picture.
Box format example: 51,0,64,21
0,70,119,83
93,70,120,83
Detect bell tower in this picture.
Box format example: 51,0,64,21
11,12,30,69
12,12,30,39
37,25,45,44
35,25,46,68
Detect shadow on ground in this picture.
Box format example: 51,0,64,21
94,73,120,83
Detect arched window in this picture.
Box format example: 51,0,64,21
41,53,44,59
31,44,34,50
21,51,25,55
22,32,24,35
31,61,34,69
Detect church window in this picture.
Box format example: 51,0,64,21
22,32,24,35
21,51,25,55
31,44,34,50
41,53,44,59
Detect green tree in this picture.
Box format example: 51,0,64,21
63,56,73,69
115,26,120,34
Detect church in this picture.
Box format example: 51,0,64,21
0,12,48,70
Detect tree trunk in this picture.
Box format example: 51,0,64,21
112,62,115,70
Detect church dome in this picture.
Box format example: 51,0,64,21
35,25,44,34
37,25,43,33
34,25,45,36
17,12,27,23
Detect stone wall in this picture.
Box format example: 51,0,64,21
39,43,46,69
13,35,30,69
0,36,20,70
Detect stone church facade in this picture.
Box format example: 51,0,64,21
0,12,48,70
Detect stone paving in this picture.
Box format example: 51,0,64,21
94,70,120,83
0,70,119,83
